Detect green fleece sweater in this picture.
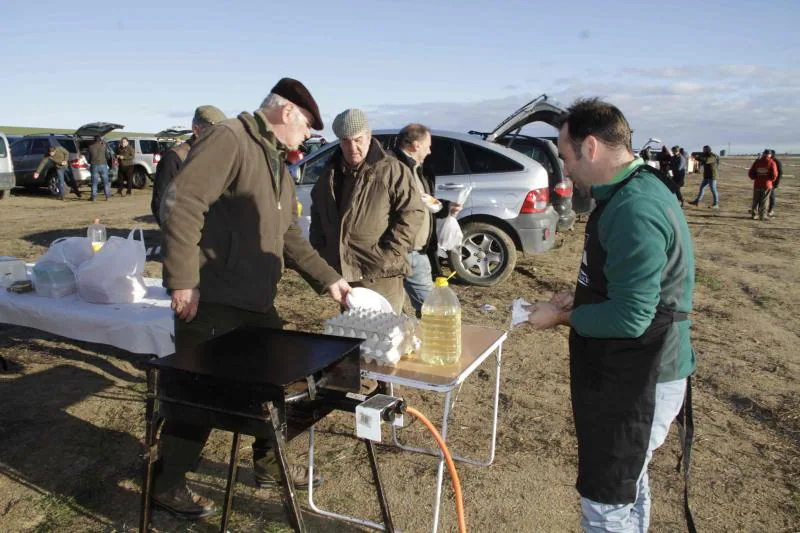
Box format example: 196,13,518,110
570,160,697,382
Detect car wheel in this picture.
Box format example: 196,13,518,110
47,173,60,196
448,222,517,286
132,168,148,189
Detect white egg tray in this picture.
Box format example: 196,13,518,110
324,309,418,366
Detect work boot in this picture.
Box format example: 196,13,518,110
688,200,698,206
253,455,322,490
152,483,217,520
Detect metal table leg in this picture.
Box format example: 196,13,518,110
389,344,503,467
366,439,396,533
219,431,241,533
307,427,395,531
139,369,160,533
266,402,306,532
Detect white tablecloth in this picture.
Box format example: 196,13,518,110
0,277,174,357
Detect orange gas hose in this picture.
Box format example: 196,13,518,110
405,406,467,533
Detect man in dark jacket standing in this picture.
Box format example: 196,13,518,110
670,145,687,206
87,135,110,201
688,145,720,208
526,98,695,532
309,109,425,314
114,137,135,196
768,149,782,217
393,123,461,316
155,78,351,520
151,105,226,227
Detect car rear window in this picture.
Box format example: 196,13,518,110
158,141,174,153
428,137,467,177
30,138,51,155
460,142,523,174
57,139,78,153
139,140,159,154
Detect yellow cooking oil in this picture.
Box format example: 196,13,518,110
420,277,462,365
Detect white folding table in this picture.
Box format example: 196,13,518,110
0,276,174,357
307,325,507,532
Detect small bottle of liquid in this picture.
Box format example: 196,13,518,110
420,277,462,365
87,218,106,253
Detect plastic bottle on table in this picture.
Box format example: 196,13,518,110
420,277,462,365
87,218,106,253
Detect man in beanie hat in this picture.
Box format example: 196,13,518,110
309,109,424,314
151,105,226,226
154,80,351,520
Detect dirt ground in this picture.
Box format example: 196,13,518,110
1,158,798,533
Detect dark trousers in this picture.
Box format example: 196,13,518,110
117,165,134,194
153,301,282,493
751,188,770,219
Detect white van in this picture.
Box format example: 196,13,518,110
0,132,14,199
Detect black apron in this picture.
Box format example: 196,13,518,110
569,165,686,504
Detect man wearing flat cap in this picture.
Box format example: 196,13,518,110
154,79,352,519
151,105,226,226
309,109,425,314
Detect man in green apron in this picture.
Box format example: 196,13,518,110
526,98,696,532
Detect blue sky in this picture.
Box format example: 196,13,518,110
2,0,799,153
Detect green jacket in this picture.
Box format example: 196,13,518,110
35,146,69,174
161,110,341,313
697,152,719,180
116,143,134,167
570,163,696,382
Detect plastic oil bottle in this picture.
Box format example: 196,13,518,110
420,277,462,365
87,218,106,253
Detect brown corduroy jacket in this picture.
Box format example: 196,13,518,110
161,110,341,312
309,139,425,282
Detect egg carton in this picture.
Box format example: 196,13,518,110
324,309,419,366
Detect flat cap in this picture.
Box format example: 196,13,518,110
332,109,370,140
271,77,323,130
193,105,227,125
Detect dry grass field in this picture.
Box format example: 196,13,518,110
1,157,798,532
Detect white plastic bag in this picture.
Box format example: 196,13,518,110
436,216,463,256
32,237,94,298
77,227,147,304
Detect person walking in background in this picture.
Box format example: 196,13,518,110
115,137,135,196
768,149,782,217
688,145,720,209
748,149,778,221
151,105,226,227
32,145,81,200
658,146,672,175
670,145,687,206
86,135,110,201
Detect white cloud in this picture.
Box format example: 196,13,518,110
361,64,800,153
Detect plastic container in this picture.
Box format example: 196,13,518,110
420,277,462,365
0,257,28,288
87,218,107,253
32,261,77,298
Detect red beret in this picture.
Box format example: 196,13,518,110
270,77,323,130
